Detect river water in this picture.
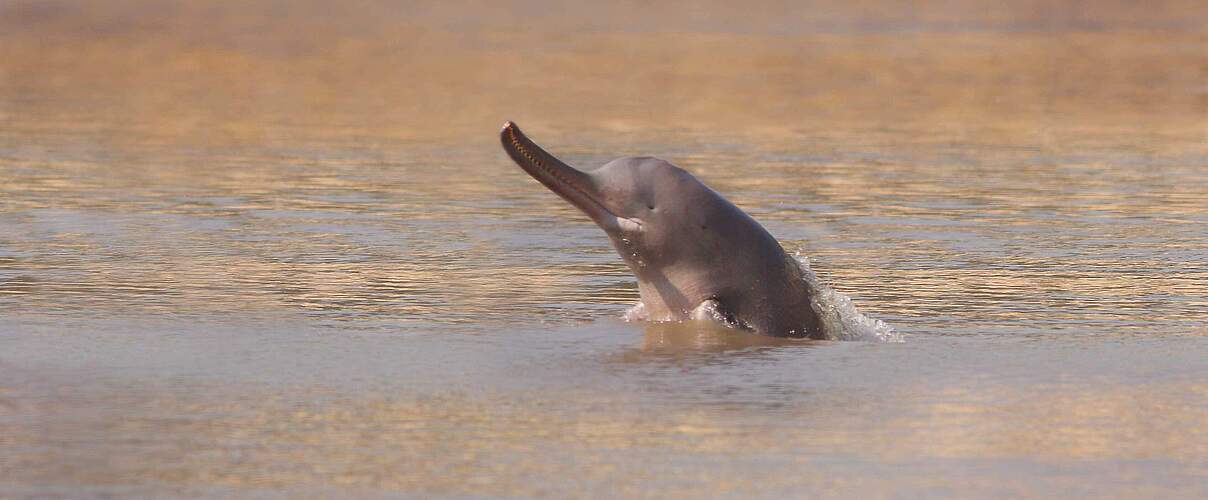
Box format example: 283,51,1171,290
2,1,1206,497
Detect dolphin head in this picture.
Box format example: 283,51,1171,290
500,121,823,336
501,121,732,272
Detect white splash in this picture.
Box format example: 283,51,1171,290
618,253,902,343
794,253,902,343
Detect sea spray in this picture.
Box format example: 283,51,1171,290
795,253,902,342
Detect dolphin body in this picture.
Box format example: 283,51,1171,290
501,121,823,338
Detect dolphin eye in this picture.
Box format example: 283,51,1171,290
647,204,655,210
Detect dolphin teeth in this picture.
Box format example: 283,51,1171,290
508,127,597,209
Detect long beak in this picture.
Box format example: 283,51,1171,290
500,121,617,225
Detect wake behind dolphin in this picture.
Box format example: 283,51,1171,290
792,254,900,342
500,121,898,342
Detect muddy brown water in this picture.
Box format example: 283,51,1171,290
2,1,1206,497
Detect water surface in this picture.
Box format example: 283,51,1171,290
2,1,1206,497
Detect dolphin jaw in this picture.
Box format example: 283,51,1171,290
501,121,644,235
616,216,644,233
602,214,644,234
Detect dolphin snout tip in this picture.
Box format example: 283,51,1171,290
501,121,516,132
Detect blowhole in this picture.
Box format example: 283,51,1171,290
647,204,655,210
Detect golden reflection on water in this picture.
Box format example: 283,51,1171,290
2,1,1205,145
2,0,1207,497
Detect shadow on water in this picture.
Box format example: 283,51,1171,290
612,319,822,363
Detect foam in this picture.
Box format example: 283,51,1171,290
795,254,902,342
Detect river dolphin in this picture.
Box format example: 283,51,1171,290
500,121,823,338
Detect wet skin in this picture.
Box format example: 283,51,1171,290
500,121,823,338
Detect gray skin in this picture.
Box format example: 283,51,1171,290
501,121,822,338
